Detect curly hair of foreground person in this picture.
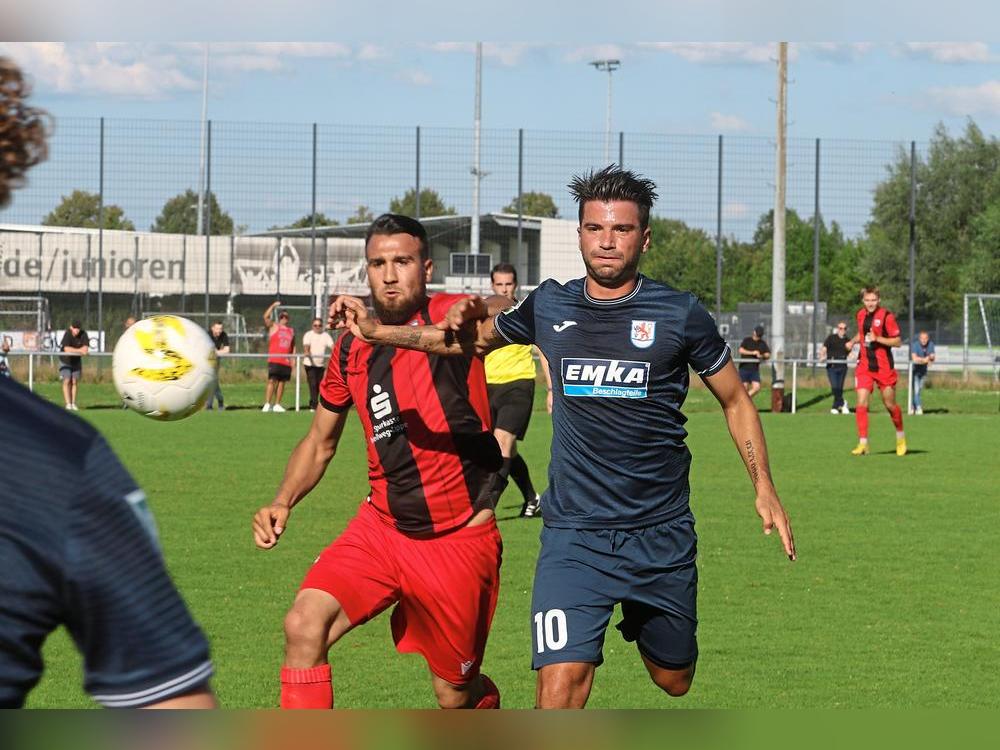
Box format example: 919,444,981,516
0,57,49,208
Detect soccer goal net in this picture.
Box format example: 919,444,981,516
0,296,54,350
963,293,1000,380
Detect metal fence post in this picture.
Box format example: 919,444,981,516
517,128,523,264
36,233,42,296
204,119,212,327
97,116,105,349
85,234,91,328
311,122,318,315
181,235,187,312
715,134,723,321
618,131,624,168
812,137,820,371
908,141,917,377
791,360,797,414
415,126,421,219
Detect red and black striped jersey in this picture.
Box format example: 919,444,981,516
319,294,502,535
856,306,900,374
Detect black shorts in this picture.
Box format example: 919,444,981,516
487,379,535,440
738,368,761,384
530,512,698,671
267,363,292,382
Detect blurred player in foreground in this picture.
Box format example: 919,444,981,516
484,262,552,518
333,167,795,708
845,286,906,456
0,56,215,709
252,214,507,709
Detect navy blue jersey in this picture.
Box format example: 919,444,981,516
0,377,212,708
494,275,730,529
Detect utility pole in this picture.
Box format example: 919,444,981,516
590,59,620,165
470,42,483,255
771,41,788,411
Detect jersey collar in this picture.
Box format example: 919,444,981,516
583,275,644,306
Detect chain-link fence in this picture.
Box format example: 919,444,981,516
0,117,943,355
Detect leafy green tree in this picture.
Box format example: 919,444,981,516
862,121,1000,320
641,218,718,303
42,190,135,230
151,189,234,235
389,188,455,218
502,191,559,218
346,205,374,225
269,212,338,231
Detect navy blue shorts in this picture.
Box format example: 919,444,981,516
739,368,761,384
530,512,698,671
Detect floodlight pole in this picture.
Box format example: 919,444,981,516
471,42,483,255
771,42,788,408
590,59,620,165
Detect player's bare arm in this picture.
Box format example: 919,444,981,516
702,362,796,561
252,405,349,549
537,349,554,414
263,300,280,329
331,294,511,357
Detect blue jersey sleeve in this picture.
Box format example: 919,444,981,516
684,296,731,376
493,287,539,345
64,437,212,707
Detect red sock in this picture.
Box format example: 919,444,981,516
855,405,869,439
280,664,332,709
475,674,501,709
890,404,904,432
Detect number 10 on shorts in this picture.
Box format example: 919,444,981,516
534,609,568,653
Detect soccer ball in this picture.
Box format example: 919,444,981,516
113,315,218,421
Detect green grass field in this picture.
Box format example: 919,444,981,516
21,380,1000,708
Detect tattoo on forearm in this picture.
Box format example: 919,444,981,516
745,439,760,486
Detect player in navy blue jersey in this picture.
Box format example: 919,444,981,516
0,56,215,710
333,166,795,709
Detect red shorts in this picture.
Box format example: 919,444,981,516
300,501,502,685
855,366,898,391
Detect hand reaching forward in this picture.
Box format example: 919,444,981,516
754,490,796,561
252,502,290,550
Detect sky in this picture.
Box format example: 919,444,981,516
2,41,1000,141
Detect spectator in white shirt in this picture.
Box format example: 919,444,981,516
302,318,335,411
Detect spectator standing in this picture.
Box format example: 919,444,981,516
59,320,88,411
301,318,334,411
910,330,935,415
262,301,295,413
820,321,851,414
207,321,230,411
737,325,771,402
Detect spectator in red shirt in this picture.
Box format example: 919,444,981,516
262,301,295,413
251,214,508,709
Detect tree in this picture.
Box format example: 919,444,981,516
269,212,339,231
502,191,559,218
346,205,374,225
862,121,1000,320
389,188,455,218
151,189,234,235
42,190,135,230
641,218,718,303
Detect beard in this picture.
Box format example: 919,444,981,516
372,291,423,325
583,252,642,289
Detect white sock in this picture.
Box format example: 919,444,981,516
896,431,905,439
859,437,868,445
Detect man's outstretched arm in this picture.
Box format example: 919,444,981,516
330,295,511,357
702,361,796,561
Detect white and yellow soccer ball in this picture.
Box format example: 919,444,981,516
113,315,218,421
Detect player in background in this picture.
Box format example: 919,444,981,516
262,301,295,412
737,325,770,403
485,262,552,518
0,55,215,710
252,214,507,710
844,286,906,456
333,167,795,708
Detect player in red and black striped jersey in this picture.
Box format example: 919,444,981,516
252,214,508,710
845,286,907,456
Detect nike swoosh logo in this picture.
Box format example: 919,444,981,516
553,321,577,332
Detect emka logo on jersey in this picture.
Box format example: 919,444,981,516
630,320,656,349
561,358,650,398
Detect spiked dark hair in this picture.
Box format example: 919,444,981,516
568,166,658,230
365,213,430,260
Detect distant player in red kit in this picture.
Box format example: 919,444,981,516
845,286,906,456
252,214,507,709
262,301,295,412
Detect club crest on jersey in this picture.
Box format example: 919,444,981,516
630,320,656,349
561,358,650,399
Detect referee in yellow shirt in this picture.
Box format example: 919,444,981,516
484,263,551,518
